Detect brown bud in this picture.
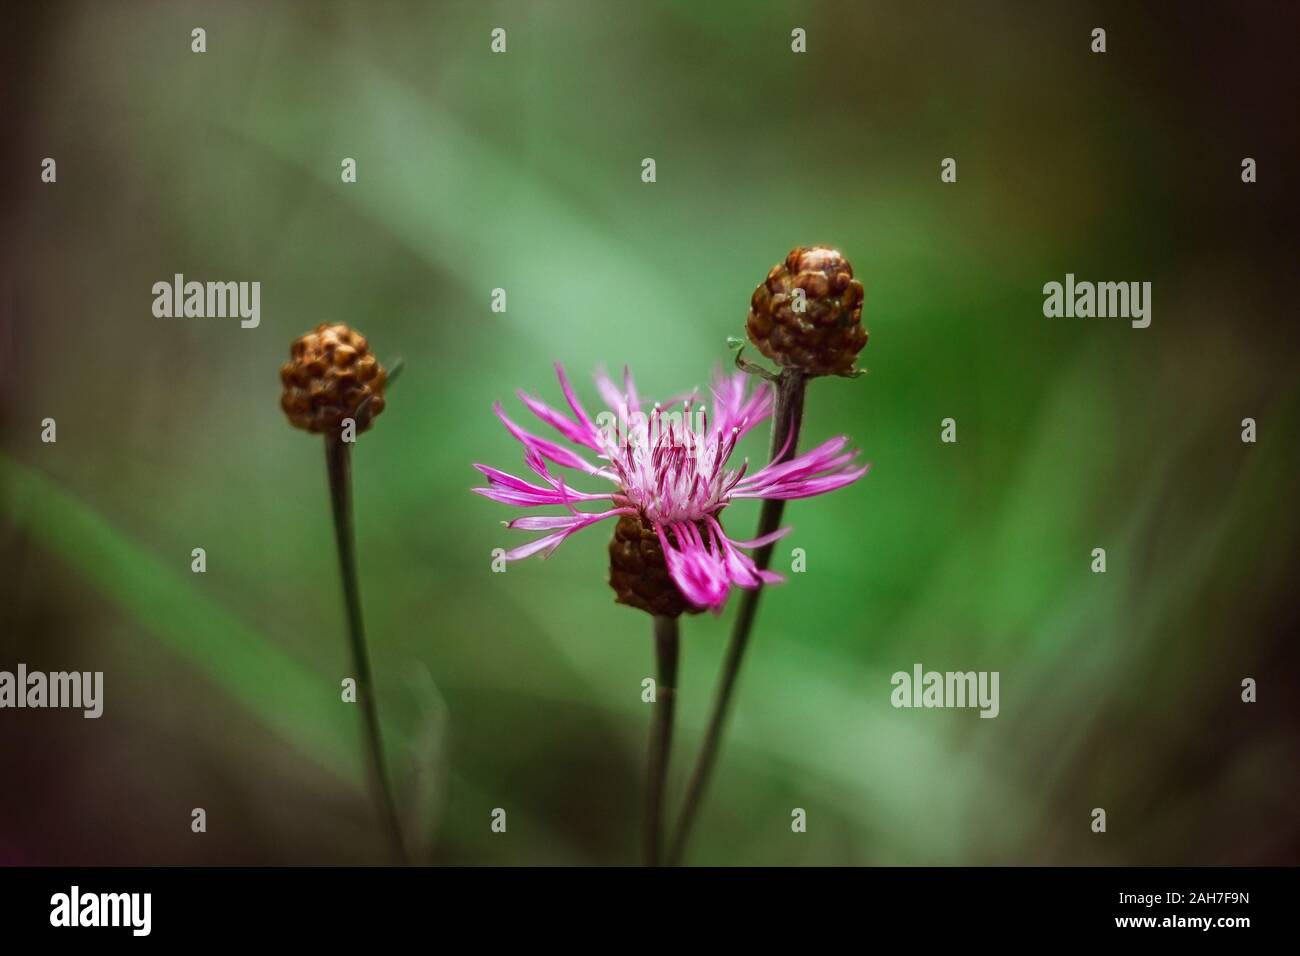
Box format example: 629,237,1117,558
746,246,867,377
280,323,387,435
608,515,701,618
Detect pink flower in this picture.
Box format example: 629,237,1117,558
473,365,868,612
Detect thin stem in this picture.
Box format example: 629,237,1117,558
644,614,680,867
668,368,807,866
325,435,408,865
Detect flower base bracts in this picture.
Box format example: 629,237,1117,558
609,515,702,618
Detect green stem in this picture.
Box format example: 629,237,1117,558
325,435,408,865
645,614,680,867
668,368,806,866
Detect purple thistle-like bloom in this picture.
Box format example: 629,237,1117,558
473,364,868,613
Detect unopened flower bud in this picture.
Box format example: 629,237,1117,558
280,323,387,435
746,246,867,377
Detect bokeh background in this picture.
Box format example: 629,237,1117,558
2,0,1297,865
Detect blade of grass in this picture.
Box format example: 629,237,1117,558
2,453,355,775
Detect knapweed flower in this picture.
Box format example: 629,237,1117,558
473,365,868,615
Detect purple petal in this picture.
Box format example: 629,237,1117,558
710,370,772,439
516,390,602,451
473,486,603,507
473,463,613,503
656,522,730,611
745,436,851,486
622,365,641,414
494,403,609,477
727,525,793,550
501,507,630,560
555,364,602,443
506,507,632,532
594,367,627,415
502,529,574,561
735,463,871,500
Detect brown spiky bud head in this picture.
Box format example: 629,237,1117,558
280,323,387,435
608,515,701,618
746,246,867,377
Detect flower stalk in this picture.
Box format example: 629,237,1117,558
668,368,806,866
471,335,865,867
281,323,405,864
325,435,408,865
668,244,868,865
644,615,680,867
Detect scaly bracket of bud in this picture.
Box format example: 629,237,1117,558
281,323,388,436
745,245,868,379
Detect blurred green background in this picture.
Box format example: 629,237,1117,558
2,0,1297,865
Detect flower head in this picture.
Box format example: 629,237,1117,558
747,246,867,377
473,365,868,613
281,323,387,434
